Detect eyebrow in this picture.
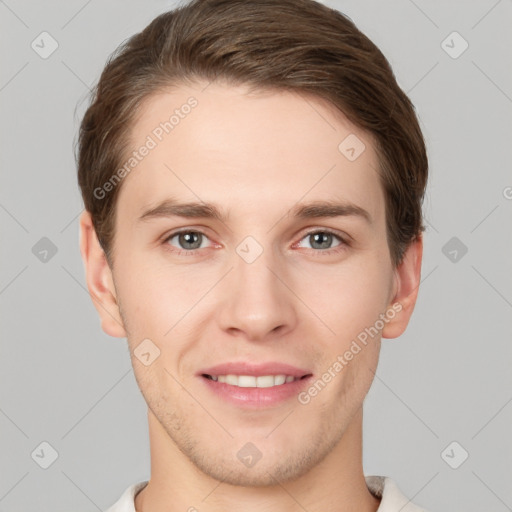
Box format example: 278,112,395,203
138,198,371,224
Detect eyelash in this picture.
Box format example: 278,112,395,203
161,228,349,256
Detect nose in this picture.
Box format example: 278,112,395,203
216,246,298,342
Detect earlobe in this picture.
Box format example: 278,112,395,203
382,235,423,339
79,211,127,338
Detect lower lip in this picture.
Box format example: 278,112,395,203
199,375,313,408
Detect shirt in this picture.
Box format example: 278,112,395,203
104,476,429,511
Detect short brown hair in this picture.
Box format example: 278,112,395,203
76,0,428,267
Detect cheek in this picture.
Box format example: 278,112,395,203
114,256,217,362
293,255,393,345
116,255,183,313
115,241,393,352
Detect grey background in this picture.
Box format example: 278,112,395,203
1,0,511,511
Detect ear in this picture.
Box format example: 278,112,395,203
79,210,127,338
382,234,423,339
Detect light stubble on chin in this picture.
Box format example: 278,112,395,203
140,361,371,488
154,404,344,487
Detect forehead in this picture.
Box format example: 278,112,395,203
116,81,384,227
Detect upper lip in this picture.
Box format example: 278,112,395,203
198,362,312,378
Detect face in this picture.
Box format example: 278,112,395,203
81,81,420,486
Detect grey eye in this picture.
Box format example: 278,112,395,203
310,232,333,249
299,231,342,250
168,231,206,250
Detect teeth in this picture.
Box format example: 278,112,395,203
226,374,238,386
207,374,298,388
274,375,286,386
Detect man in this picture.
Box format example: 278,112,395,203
77,0,429,510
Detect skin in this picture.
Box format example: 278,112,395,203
79,81,422,512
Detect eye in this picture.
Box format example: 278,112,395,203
295,229,346,252
164,230,212,252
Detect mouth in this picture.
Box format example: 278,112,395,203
197,362,313,408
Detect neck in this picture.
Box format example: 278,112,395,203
135,407,380,512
